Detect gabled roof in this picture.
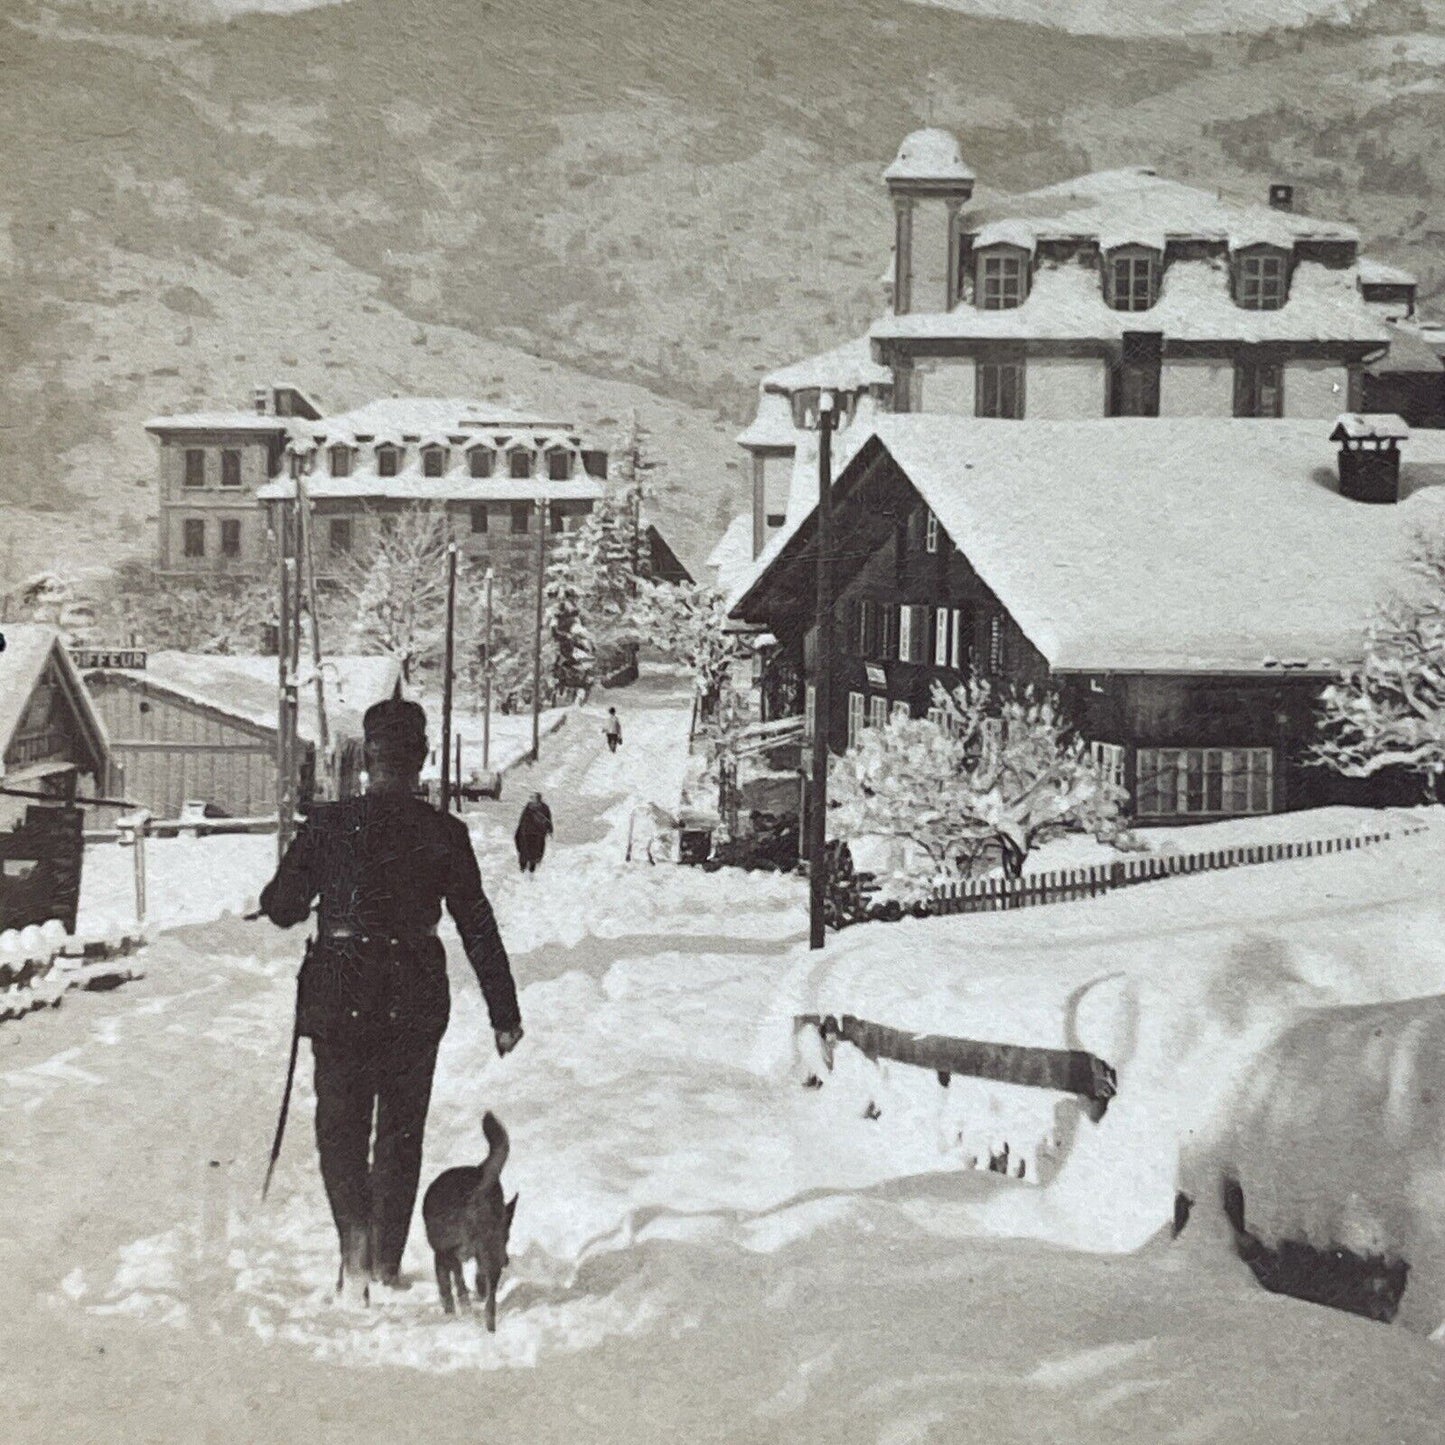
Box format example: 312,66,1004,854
761,336,893,394
0,625,110,779
1358,257,1418,287
732,417,1445,675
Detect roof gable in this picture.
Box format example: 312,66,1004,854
0,625,110,778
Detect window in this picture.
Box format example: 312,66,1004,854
987,613,1006,674
184,449,206,488
1109,252,1158,311
924,509,939,554
220,519,241,557
329,518,352,554
927,704,949,729
978,251,1027,310
1090,742,1126,794
891,700,911,723
377,445,401,478
330,446,352,479
804,684,816,741
510,502,531,534
1135,748,1274,817
470,504,488,534
182,518,205,558
422,447,446,478
509,449,533,480
949,607,965,669
898,605,912,663
934,608,950,667
550,505,565,533
1113,331,1161,417
868,695,888,730
546,450,572,481
469,448,494,479
1236,250,1287,310
857,600,877,658
976,361,1025,419
847,692,866,750
1234,361,1283,418
882,606,900,661
220,449,242,488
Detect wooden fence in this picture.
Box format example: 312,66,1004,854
931,827,1413,918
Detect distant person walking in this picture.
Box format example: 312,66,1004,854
604,707,623,754
514,792,554,874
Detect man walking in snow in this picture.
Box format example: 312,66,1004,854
514,791,553,873
604,707,623,754
260,697,523,1304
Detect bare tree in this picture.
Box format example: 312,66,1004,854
336,506,451,682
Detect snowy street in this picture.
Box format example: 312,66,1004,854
4,669,1445,1442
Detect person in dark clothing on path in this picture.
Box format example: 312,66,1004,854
604,707,623,753
514,792,553,874
260,697,523,1305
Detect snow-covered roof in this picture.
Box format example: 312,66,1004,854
762,336,893,394
329,398,573,436
1358,257,1417,287
883,128,975,186
872,258,1389,346
705,513,757,598
1330,413,1409,442
86,653,402,744
145,412,291,434
736,390,799,451
734,416,1445,674
0,625,110,778
959,167,1357,249
1369,323,1445,376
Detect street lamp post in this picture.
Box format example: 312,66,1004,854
791,387,840,951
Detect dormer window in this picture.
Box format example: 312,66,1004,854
376,444,401,478
976,248,1028,310
1106,249,1159,312
508,448,534,480
329,445,352,479
1235,248,1288,310
468,447,494,479
545,448,572,481
421,445,447,479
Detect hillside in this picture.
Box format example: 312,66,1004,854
1,0,1441,586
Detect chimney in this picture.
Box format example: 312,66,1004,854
253,385,271,415
1330,413,1406,503
1268,183,1294,212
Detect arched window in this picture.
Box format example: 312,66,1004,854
508,448,534,480
975,246,1029,310
1105,247,1159,312
421,445,447,478
376,444,401,478
1234,246,1289,310
329,445,352,479
468,447,494,479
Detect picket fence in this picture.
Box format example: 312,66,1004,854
931,827,1414,917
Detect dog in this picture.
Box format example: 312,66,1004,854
421,1111,518,1330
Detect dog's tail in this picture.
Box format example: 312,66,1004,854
478,1110,509,1194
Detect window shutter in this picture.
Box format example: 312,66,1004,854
898,605,912,663
934,608,950,666
949,608,963,669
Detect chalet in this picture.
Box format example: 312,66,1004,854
0,626,111,828
735,128,1443,557
147,389,610,579
83,652,400,819
728,415,1445,825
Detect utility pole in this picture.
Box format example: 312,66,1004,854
482,566,494,772
807,393,837,951
275,500,300,860
531,498,549,763
295,470,331,798
440,541,458,813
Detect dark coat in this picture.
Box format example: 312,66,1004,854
260,793,521,1041
514,799,554,860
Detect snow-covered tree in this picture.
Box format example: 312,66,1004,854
1313,535,1445,801
831,674,1126,889
106,563,277,655
544,490,646,667
634,580,752,721
544,568,595,696
609,412,661,582
338,506,450,682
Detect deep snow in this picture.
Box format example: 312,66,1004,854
5,670,1445,1441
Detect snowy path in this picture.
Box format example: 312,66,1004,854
3,668,1445,1440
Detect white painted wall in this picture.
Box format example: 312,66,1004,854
763,452,793,523
1284,361,1349,418
1026,357,1106,419
914,359,975,416
1160,360,1235,417
908,203,953,315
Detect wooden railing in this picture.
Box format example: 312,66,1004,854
930,827,1415,917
